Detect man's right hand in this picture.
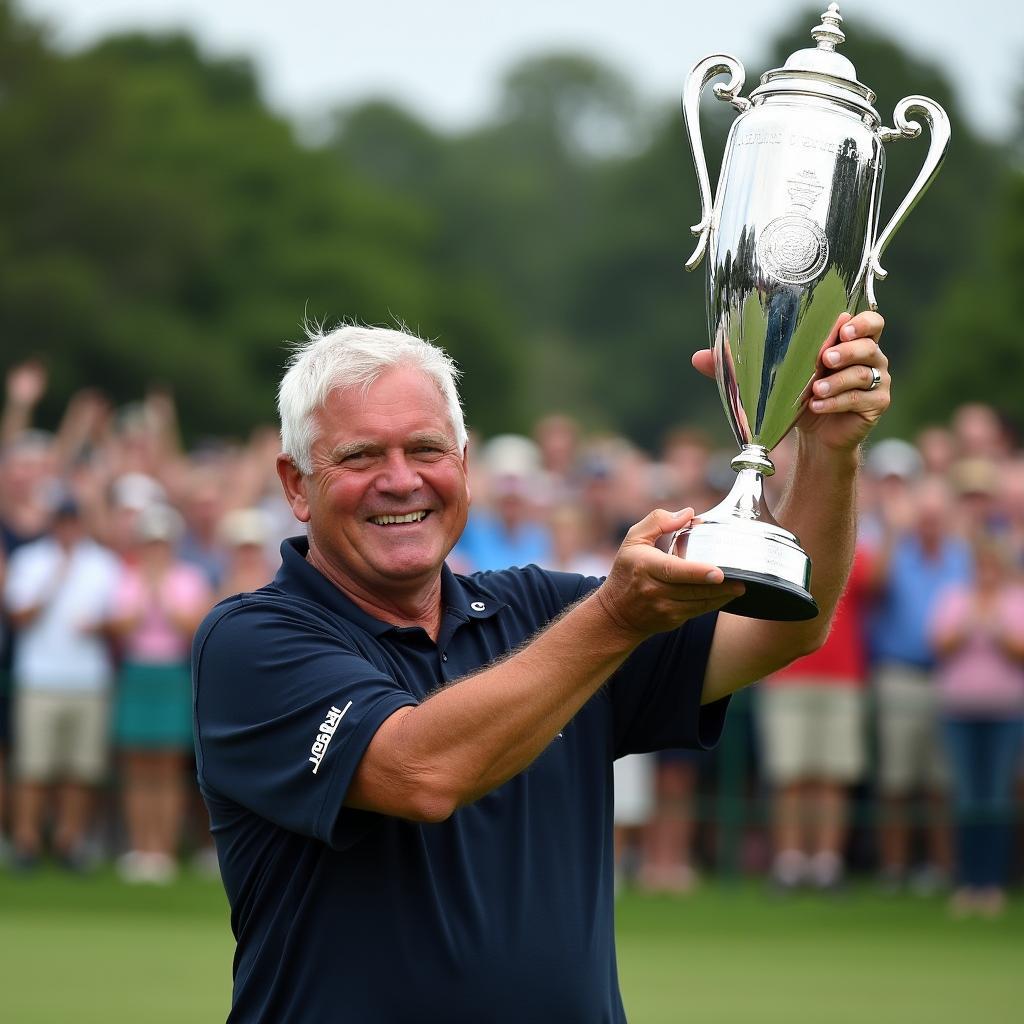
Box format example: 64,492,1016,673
595,508,744,643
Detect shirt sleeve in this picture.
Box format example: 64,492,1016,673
192,598,418,850
4,547,50,611
609,610,728,757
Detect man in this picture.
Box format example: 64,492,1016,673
759,543,872,892
867,473,971,891
193,312,888,1022
5,493,120,870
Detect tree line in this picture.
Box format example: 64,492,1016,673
0,1,1018,447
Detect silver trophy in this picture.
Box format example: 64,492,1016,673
670,2,949,620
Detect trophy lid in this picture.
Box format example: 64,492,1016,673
783,3,857,82
749,3,879,122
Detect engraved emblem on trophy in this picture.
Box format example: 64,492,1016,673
669,2,950,620
756,171,830,285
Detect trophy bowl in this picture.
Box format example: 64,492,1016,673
670,2,949,621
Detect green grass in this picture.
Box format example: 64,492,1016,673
0,869,1020,1022
616,884,1022,1024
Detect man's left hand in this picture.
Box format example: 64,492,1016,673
798,311,889,452
691,310,889,454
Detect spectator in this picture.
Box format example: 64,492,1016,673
915,425,957,476
0,430,55,554
109,503,212,883
867,475,972,892
951,403,1011,462
104,472,167,560
613,750,656,889
533,413,581,503
995,457,1024,565
177,467,231,589
454,434,552,571
216,508,277,601
637,748,703,893
949,457,1001,539
759,547,872,890
578,439,648,549
548,503,613,578
859,438,923,548
661,427,715,515
4,494,120,871
930,535,1024,917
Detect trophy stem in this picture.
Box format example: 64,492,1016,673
730,443,775,477
669,443,818,621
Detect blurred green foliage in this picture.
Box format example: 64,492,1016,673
0,1,1018,446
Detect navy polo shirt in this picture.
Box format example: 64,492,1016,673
193,536,728,1024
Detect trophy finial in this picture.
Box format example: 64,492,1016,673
811,4,846,53
782,1,856,82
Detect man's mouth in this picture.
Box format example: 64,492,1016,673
368,511,430,526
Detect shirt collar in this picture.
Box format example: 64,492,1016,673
275,536,505,636
441,565,506,623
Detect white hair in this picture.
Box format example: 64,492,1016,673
278,322,467,474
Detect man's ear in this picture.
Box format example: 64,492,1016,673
462,444,471,506
276,453,311,523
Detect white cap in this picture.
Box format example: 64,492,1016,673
865,439,923,481
219,507,272,548
112,472,166,511
135,503,184,543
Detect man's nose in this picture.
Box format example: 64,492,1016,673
375,452,423,495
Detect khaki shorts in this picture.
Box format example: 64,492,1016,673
613,753,655,826
13,689,110,784
874,663,948,795
759,682,866,785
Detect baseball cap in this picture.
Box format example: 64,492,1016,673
865,439,923,481
135,503,184,543
949,457,999,497
218,507,272,548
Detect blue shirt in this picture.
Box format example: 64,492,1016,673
193,537,727,1023
452,510,553,572
870,534,973,668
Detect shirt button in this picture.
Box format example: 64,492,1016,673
471,601,485,612
441,653,448,662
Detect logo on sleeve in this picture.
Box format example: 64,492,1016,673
308,700,352,775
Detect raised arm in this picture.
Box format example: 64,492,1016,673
699,310,890,703
1,361,47,447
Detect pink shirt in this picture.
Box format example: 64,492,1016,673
930,585,1024,717
113,562,212,663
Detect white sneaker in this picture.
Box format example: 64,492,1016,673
808,851,843,890
117,850,149,884
771,849,808,890
140,852,178,885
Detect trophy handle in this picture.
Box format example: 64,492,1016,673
682,53,749,272
865,95,951,310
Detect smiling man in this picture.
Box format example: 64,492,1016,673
192,318,889,1023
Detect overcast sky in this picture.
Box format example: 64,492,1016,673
19,0,1022,141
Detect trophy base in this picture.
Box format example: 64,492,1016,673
716,567,818,622
668,448,818,622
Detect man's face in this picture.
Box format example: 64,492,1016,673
282,365,469,600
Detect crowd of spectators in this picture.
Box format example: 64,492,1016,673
1,362,1022,916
